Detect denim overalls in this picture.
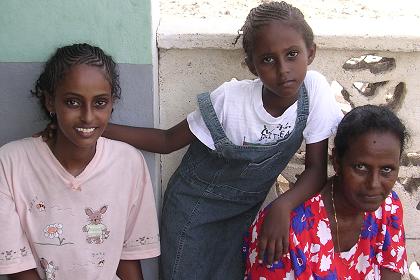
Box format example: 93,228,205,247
160,85,309,280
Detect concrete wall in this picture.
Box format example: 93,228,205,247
0,1,159,279
157,17,420,277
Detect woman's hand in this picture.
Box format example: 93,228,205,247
32,122,56,141
257,198,291,265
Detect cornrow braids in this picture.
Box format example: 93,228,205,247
32,43,121,120
237,1,314,63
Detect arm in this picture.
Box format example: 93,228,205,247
258,139,328,265
116,260,143,280
7,269,41,280
103,119,196,154
380,268,402,280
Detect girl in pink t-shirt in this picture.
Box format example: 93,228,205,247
0,43,160,279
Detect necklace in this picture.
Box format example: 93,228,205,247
331,179,341,253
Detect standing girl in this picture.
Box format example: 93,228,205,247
104,2,342,279
0,43,160,279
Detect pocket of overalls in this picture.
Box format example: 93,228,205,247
240,152,284,178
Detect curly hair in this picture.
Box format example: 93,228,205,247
32,43,120,120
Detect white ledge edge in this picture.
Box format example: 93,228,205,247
158,18,420,52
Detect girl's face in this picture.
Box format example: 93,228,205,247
46,64,113,151
247,21,315,100
333,131,401,212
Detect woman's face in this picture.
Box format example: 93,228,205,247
45,64,113,152
333,131,401,212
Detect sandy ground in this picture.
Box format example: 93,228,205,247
160,0,420,21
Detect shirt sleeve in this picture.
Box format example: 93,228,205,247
303,71,344,144
0,151,37,274
376,191,408,274
120,151,160,260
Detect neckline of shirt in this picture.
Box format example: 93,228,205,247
35,136,104,191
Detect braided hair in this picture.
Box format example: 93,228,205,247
32,43,121,120
238,1,314,63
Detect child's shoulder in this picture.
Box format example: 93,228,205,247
225,77,260,88
213,77,261,97
304,70,328,84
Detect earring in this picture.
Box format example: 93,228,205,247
49,112,56,118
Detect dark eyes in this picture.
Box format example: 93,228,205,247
65,98,109,109
381,167,393,174
287,51,299,58
263,57,275,64
354,164,367,171
262,51,299,64
354,164,394,175
65,99,80,108
95,99,109,108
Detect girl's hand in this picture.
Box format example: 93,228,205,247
32,122,56,142
257,198,291,266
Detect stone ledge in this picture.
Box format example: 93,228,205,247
158,18,420,52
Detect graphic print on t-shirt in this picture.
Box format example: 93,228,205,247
243,123,293,146
40,257,58,280
82,206,110,244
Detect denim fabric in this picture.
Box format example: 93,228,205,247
160,85,309,280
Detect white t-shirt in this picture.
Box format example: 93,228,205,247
0,137,160,279
187,70,343,150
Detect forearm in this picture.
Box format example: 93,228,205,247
104,124,171,153
277,164,326,209
276,139,328,210
8,269,41,280
116,260,143,280
103,119,195,154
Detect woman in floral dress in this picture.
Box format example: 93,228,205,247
244,105,408,279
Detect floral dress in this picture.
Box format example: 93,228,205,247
244,191,407,279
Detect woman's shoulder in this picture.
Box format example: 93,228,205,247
0,137,40,158
374,190,403,221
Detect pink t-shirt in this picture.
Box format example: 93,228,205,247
0,137,160,279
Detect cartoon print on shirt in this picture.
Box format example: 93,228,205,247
28,196,47,213
20,246,28,257
123,233,160,249
82,206,110,244
90,252,106,268
1,250,15,261
258,123,292,143
40,258,59,280
34,223,74,247
0,247,32,262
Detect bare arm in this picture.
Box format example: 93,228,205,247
116,260,143,280
380,268,402,280
258,139,328,264
275,138,328,209
7,269,41,280
103,119,195,154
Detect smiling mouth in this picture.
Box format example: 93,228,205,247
76,127,96,133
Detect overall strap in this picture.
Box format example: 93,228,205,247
197,92,228,146
296,83,309,123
